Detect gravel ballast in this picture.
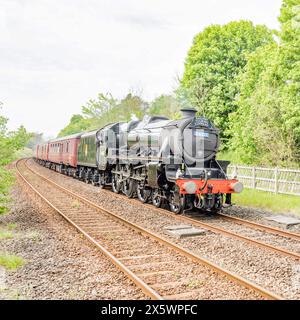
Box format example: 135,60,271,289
13,159,264,300
0,181,145,300
28,159,300,299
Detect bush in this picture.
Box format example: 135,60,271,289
0,167,14,215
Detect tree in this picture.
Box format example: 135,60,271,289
59,92,148,137
119,93,148,120
0,124,32,166
229,0,300,166
0,108,32,214
181,20,275,140
148,95,180,119
58,114,89,137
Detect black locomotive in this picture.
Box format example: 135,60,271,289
35,108,243,214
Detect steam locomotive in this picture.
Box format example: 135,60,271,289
35,108,243,214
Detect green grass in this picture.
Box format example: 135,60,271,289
71,200,81,209
232,188,300,215
0,231,13,239
6,223,17,231
0,254,24,270
0,206,9,215
0,223,17,239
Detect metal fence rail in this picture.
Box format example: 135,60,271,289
227,165,300,196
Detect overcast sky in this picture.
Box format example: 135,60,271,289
1,0,282,137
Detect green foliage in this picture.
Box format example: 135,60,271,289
0,167,14,215
58,114,90,137
180,1,299,166
0,108,31,215
0,123,32,166
0,231,14,239
217,149,245,165
60,92,186,139
181,20,275,141
148,94,181,118
279,0,300,46
58,92,149,137
229,0,300,166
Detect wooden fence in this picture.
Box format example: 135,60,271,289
227,165,300,196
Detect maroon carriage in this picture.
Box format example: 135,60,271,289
47,133,82,168
36,143,49,161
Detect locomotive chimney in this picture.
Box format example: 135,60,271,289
180,108,197,119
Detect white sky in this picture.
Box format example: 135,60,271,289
1,0,282,137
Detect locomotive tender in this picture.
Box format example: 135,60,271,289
35,108,243,214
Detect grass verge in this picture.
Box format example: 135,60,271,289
0,254,24,270
0,223,17,239
232,188,300,215
0,231,14,239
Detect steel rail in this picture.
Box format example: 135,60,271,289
23,159,283,300
142,203,300,261
217,212,300,241
70,175,300,261
82,176,300,261
16,159,163,300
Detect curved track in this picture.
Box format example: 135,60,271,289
16,158,283,300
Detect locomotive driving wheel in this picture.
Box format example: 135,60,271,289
136,184,152,203
91,172,99,186
99,175,106,189
112,173,122,193
84,176,90,184
169,187,184,214
123,179,136,198
152,189,163,208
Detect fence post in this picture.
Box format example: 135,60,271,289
252,167,256,189
234,165,237,178
274,167,278,194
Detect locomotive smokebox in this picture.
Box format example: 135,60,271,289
180,108,197,118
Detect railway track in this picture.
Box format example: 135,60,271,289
67,170,300,261
216,212,300,241
16,158,283,300
134,202,300,261
29,158,300,255
86,174,300,261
